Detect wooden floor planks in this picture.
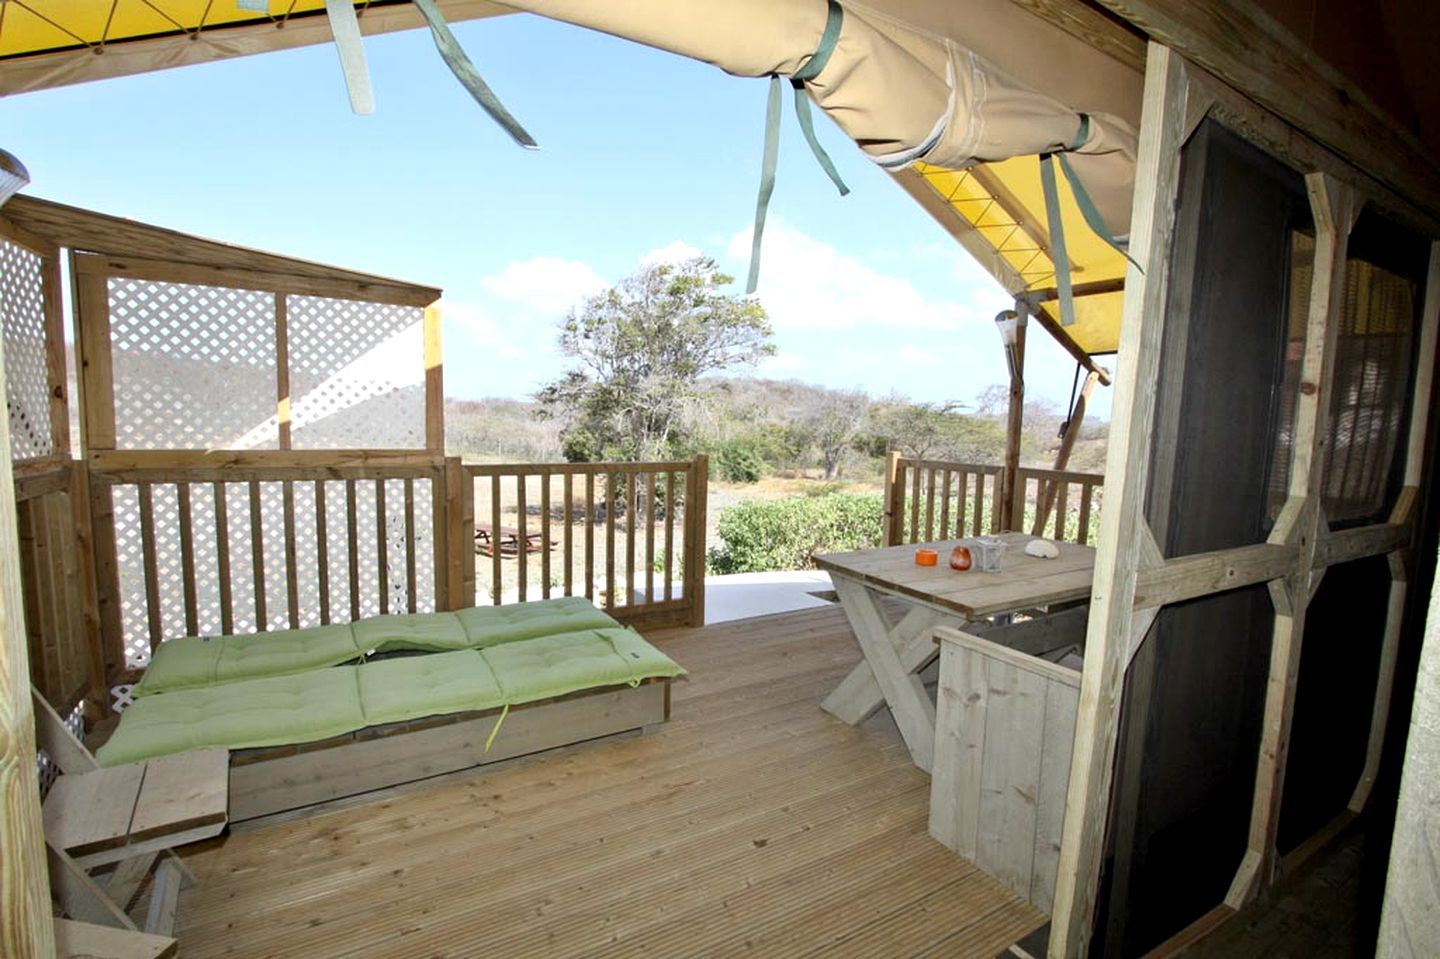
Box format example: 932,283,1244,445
175,605,1045,958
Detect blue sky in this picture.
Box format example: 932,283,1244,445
1,11,1108,417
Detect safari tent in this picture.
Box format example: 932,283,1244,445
0,2,1437,957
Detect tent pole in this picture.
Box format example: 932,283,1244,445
1000,311,1028,531
1032,369,1100,535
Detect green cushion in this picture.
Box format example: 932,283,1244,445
352,612,469,654
96,668,365,767
455,596,618,649
356,650,505,727
134,624,362,696
481,627,684,705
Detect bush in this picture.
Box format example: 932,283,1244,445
712,437,767,484
708,493,885,574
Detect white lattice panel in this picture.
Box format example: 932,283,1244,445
287,295,425,449
1,239,53,460
109,278,278,449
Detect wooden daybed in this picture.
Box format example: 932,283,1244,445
99,598,683,822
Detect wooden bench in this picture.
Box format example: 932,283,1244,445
35,689,228,936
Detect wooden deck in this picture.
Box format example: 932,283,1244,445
170,605,1045,957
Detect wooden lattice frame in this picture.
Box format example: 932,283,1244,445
0,218,68,467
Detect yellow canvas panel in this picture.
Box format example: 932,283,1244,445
917,157,1125,356
0,1,332,58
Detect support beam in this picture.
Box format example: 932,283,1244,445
1049,42,1191,959
1229,173,1358,908
1088,0,1440,221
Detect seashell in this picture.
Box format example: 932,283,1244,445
1024,538,1060,559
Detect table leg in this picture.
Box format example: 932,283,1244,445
831,577,938,771
822,605,945,724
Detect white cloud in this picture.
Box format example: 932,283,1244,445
726,221,1005,332
481,257,607,317
639,240,703,267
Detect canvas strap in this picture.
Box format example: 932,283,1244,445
413,0,538,149
747,0,849,293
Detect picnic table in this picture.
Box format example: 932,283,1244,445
811,532,1096,771
474,522,555,556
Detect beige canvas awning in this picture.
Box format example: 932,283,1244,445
0,0,1143,359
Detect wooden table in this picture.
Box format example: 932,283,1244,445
813,532,1095,771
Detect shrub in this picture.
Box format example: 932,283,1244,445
712,437,767,484
708,493,885,574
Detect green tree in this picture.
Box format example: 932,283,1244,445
536,257,774,461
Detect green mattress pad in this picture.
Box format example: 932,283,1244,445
482,627,686,704
132,624,363,697
98,667,366,767
454,596,619,648
352,612,470,654
356,650,506,727
100,627,685,767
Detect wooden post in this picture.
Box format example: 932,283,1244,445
1227,174,1358,907
0,292,57,959
684,455,708,627
423,302,444,454
1049,43,1191,959
1033,371,1100,535
1000,312,1027,532
882,449,904,546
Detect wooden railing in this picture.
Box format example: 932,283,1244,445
87,452,451,670
883,454,1103,546
463,456,708,630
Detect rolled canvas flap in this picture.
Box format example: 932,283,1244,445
506,0,1136,234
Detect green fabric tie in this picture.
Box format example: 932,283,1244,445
413,0,538,149
746,0,848,293
1038,151,1077,327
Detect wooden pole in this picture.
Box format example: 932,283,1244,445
1049,43,1191,959
0,294,57,959
1033,370,1100,536
882,449,904,546
1000,313,1027,532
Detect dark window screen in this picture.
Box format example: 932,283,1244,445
1096,120,1307,958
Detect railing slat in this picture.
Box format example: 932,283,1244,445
1078,483,1094,546
923,467,936,541
563,472,574,597
376,479,389,616
282,480,300,629
625,470,638,607
584,473,595,602
315,481,330,625
909,465,921,543
540,470,552,600
248,480,266,631
605,472,617,610
346,479,360,621
137,484,162,651
214,483,233,635
515,475,528,603
664,470,676,602
489,476,503,606
645,471,656,605
404,477,417,614
176,482,198,637
939,468,952,539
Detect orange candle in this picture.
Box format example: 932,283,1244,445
915,548,938,566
